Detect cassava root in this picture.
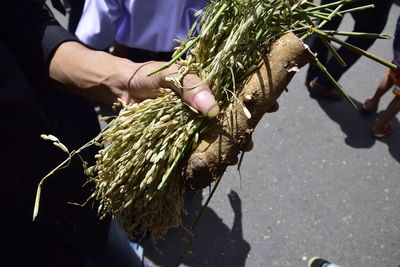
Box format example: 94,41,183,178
183,33,314,190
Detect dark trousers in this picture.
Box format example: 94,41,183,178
68,0,84,33
306,0,393,87
113,44,174,63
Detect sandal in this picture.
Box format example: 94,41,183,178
362,98,378,113
306,80,342,101
372,122,393,139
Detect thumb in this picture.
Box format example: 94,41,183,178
171,72,219,117
146,62,219,117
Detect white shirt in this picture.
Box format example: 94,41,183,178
75,0,206,52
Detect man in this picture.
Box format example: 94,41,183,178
75,0,207,62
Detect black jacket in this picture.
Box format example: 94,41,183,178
0,0,110,265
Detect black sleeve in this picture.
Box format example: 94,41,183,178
0,0,79,89
41,23,79,64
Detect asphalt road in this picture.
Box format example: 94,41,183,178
51,2,400,266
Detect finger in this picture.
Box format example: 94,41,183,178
179,74,219,117
239,134,254,152
266,101,279,113
230,156,239,165
158,63,219,117
136,62,219,117
241,139,254,152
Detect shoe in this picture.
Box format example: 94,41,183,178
306,80,342,101
308,257,344,267
308,257,331,267
372,122,393,139
362,98,378,113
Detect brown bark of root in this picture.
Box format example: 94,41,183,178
182,33,314,190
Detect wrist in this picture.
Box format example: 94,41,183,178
49,41,138,104
100,57,138,103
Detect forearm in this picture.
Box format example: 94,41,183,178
49,41,218,116
49,41,137,104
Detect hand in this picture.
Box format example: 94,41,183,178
126,61,219,117
49,42,218,117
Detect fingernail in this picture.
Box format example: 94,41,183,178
207,105,220,117
193,90,218,117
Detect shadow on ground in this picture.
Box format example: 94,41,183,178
142,190,250,267
309,92,400,162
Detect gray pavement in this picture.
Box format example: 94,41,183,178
51,2,400,266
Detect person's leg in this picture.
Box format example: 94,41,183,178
68,0,85,33
87,220,147,267
316,0,392,87
371,95,400,137
363,70,395,112
305,0,343,83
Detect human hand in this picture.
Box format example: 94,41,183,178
119,61,219,117
49,42,218,117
